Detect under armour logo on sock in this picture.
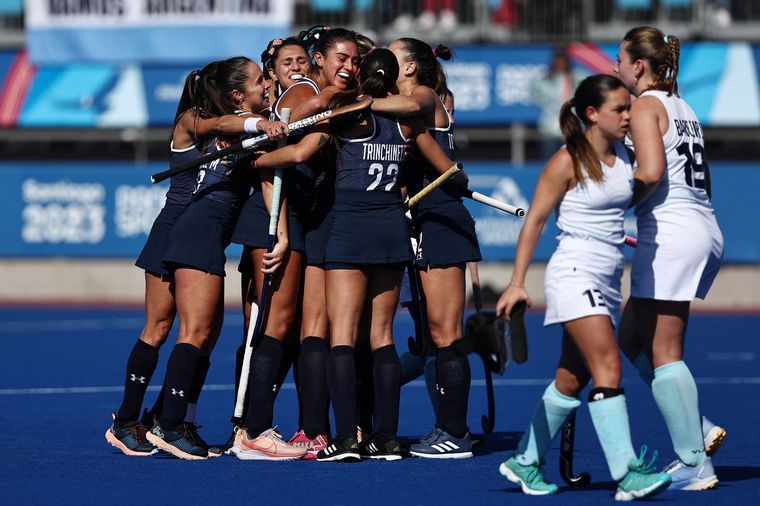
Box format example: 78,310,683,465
437,384,445,396
171,389,184,397
272,384,277,392
130,374,146,384
593,392,605,401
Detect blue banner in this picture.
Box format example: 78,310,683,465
0,161,756,262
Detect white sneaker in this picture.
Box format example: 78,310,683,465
702,416,727,456
393,14,414,32
417,11,436,31
665,457,719,491
438,10,457,32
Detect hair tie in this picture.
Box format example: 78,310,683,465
664,35,669,44
377,69,385,76
432,47,437,57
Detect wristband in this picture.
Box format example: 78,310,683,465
243,117,262,134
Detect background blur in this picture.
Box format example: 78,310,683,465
1,0,758,309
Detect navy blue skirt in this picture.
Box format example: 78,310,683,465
325,190,412,265
135,203,187,276
162,198,240,276
413,200,481,268
230,190,306,252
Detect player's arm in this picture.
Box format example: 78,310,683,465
496,149,572,318
629,96,667,205
371,86,436,117
254,124,331,170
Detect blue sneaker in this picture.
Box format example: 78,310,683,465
410,427,473,459
499,456,558,495
615,447,671,501
665,456,718,491
145,422,208,460
105,413,156,456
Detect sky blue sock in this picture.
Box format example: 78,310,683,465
634,352,654,386
516,381,580,465
588,395,637,481
652,361,706,466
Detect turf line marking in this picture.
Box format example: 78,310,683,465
3,377,759,396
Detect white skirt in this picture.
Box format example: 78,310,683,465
544,237,625,327
631,205,723,301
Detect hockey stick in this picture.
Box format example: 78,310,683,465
470,261,497,434
560,411,592,487
406,236,432,357
232,108,291,420
463,190,526,217
405,163,462,210
151,96,373,184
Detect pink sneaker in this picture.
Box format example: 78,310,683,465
288,429,328,460
234,427,307,461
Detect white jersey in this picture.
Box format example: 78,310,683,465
635,90,712,215
556,141,633,246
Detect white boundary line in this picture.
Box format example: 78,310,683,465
2,377,759,396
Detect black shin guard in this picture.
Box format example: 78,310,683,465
158,343,200,429
117,339,159,421
372,345,401,437
436,345,471,439
299,336,329,438
327,345,357,439
242,335,285,436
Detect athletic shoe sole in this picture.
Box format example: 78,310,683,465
105,429,154,457
704,426,726,457
669,475,719,491
410,450,473,459
235,448,305,461
615,477,671,501
316,452,361,462
498,462,557,496
145,431,207,460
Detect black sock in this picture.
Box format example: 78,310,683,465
355,341,374,434
436,345,471,439
149,379,166,420
184,355,210,423
117,340,159,422
242,335,284,436
158,343,200,430
299,336,329,438
327,345,356,439
372,345,401,437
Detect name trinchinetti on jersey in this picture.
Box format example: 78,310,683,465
362,143,405,162
673,119,703,139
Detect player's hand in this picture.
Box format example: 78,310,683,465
258,120,289,142
496,284,532,320
262,240,290,275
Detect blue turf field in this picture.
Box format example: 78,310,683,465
0,306,758,505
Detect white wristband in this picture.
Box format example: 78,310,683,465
243,117,262,134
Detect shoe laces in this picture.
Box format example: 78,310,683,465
124,422,149,443
629,446,659,474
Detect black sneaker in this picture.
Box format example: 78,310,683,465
360,434,403,461
145,422,208,460
105,413,156,456
186,423,223,457
316,434,361,462
221,426,239,456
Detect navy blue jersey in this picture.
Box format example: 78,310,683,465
335,113,406,193
409,111,461,209
271,78,323,213
192,111,253,208
164,142,201,207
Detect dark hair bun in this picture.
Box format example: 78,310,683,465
433,44,453,61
